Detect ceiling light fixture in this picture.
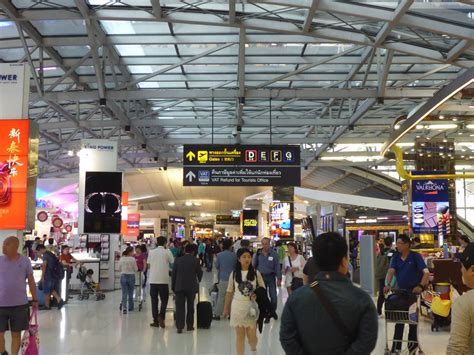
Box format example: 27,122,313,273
167,202,176,207
382,68,474,155
185,201,193,206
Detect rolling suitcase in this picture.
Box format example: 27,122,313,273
197,291,213,329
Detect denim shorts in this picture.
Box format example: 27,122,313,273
43,277,61,294
0,304,29,332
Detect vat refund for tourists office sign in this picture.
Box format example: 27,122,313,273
183,145,300,186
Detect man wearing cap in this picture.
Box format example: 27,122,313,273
0,237,38,355
447,242,474,354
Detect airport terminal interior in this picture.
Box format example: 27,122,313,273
0,0,474,354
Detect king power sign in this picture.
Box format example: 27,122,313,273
0,63,29,119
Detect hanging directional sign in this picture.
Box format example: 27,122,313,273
183,145,300,186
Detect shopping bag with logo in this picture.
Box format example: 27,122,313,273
21,308,39,355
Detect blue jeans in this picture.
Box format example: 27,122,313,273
262,273,278,311
121,274,135,311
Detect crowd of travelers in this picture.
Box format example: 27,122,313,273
1,231,473,355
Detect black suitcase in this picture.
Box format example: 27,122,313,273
197,291,213,329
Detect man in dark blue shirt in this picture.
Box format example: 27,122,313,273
384,234,429,353
253,237,281,322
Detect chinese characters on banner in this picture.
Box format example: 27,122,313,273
0,120,29,229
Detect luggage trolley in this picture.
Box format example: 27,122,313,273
384,290,425,355
134,271,144,311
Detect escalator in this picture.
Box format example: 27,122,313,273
457,215,474,241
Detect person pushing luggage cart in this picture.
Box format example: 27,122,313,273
384,234,430,354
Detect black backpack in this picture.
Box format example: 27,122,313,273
47,251,65,280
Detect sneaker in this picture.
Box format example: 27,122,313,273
150,322,160,328
57,300,65,310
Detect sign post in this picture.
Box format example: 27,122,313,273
183,145,300,186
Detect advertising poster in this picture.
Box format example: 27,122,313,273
127,213,140,237
215,215,240,225
0,120,30,229
84,172,122,233
270,202,294,241
411,176,449,234
0,63,29,119
241,209,259,237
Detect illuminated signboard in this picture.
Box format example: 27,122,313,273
127,213,140,237
241,209,259,237
411,173,449,235
215,215,240,225
183,145,300,186
270,202,294,241
169,216,186,224
0,120,30,229
84,172,122,233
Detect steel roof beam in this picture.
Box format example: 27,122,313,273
118,42,236,89
447,40,473,63
302,0,319,33
7,7,471,67
31,87,438,102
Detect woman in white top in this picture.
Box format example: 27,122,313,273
283,242,306,295
224,248,265,355
119,247,138,314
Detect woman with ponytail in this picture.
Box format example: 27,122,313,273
223,248,265,355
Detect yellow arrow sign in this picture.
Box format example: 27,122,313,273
186,151,196,161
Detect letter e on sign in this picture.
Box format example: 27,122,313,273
245,150,257,163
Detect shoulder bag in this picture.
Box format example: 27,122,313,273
310,281,353,343
289,256,304,291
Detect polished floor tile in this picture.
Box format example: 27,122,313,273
4,272,451,355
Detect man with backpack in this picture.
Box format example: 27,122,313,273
36,244,65,310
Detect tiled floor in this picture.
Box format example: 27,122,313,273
5,272,450,355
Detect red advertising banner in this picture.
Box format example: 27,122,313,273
0,120,29,229
127,213,140,237
121,192,129,234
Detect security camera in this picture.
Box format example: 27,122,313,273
232,127,238,137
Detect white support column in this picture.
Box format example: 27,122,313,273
78,139,118,234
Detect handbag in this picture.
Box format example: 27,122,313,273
288,256,304,291
21,308,39,355
247,299,260,321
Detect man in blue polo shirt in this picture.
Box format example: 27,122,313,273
384,234,429,353
253,237,281,323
